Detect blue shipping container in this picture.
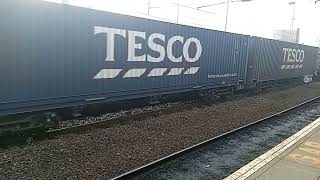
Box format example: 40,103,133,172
246,37,318,83
0,0,249,116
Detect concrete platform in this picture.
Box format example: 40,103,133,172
224,117,320,180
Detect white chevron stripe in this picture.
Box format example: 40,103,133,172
167,68,184,76
93,69,122,79
147,68,168,77
184,67,200,75
94,67,200,79
281,64,304,70
123,68,147,78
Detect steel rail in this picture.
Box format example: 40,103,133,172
111,96,320,180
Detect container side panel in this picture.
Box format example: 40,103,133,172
0,0,247,115
248,37,318,82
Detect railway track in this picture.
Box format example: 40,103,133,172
45,83,298,137
45,90,253,137
45,101,196,136
1,83,302,144
1,84,320,179
111,96,320,180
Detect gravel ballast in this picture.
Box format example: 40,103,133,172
1,83,320,180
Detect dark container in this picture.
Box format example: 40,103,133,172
0,0,249,116
316,49,320,71
246,37,318,83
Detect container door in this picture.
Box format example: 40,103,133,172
245,37,258,84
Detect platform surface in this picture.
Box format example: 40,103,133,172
224,117,320,180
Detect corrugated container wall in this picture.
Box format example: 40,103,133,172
0,0,249,116
316,49,320,71
246,37,318,83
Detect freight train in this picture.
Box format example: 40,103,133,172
0,0,319,137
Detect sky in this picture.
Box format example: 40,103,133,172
44,0,320,46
